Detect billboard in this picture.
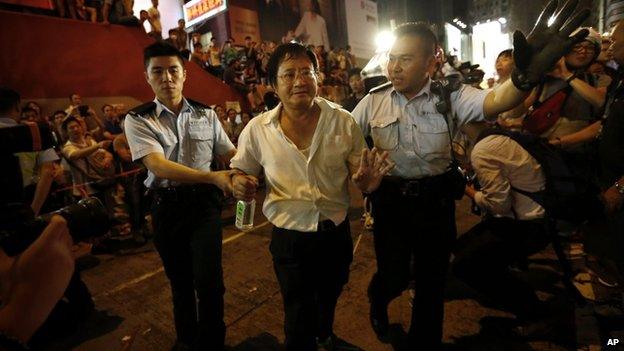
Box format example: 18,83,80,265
184,0,228,27
345,0,378,59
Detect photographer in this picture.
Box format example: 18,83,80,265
453,129,552,337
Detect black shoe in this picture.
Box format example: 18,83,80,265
171,340,192,351
369,301,389,338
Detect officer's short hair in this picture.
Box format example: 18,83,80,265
143,41,186,69
393,22,438,57
0,87,20,114
266,43,318,87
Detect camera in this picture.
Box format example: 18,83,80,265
0,123,110,256
0,198,110,256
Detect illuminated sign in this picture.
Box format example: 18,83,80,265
184,0,227,27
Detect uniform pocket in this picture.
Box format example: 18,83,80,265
415,117,450,161
189,126,214,166
370,116,399,151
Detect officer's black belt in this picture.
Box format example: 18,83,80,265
152,184,217,202
317,219,339,232
383,172,451,197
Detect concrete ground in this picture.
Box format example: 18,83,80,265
38,185,608,351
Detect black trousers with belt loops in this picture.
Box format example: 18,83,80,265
151,185,225,350
368,175,457,350
270,219,353,351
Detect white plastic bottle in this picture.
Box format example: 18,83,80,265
235,199,255,230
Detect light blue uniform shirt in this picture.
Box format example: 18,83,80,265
352,79,490,178
124,98,235,188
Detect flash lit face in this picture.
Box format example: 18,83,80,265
274,55,318,111
145,56,187,103
387,35,435,99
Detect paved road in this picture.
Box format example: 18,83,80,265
43,186,578,351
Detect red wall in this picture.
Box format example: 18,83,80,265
0,10,242,106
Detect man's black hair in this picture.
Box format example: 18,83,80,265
21,107,35,115
53,110,66,117
266,42,318,87
245,36,251,40
62,116,80,132
0,87,20,114
393,22,438,57
143,41,186,69
497,49,513,60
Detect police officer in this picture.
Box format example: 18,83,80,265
352,1,589,348
124,42,235,351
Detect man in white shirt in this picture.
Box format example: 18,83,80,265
453,130,551,335
230,43,391,351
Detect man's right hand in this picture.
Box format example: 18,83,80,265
511,0,589,91
232,174,259,201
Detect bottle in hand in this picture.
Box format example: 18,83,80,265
235,199,255,230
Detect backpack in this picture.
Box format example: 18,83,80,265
476,129,602,223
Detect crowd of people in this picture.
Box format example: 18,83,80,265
2,0,624,350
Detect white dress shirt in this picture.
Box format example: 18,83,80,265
230,97,366,232
471,134,546,220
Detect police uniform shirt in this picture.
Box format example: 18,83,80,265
230,97,367,232
124,98,235,188
352,79,490,179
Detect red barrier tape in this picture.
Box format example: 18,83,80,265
52,167,146,195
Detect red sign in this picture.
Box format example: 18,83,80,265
183,0,227,27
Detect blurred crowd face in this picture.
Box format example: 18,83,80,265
349,74,364,95
70,93,82,106
611,22,624,66
227,109,237,123
275,56,318,111
241,112,251,125
495,55,514,81
103,105,115,120
565,40,596,69
387,35,435,99
66,120,84,141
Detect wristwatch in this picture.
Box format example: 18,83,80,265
615,181,624,195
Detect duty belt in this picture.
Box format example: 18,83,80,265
383,172,451,198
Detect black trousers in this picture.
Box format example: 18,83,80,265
452,217,550,321
270,219,353,351
368,178,457,350
151,185,225,349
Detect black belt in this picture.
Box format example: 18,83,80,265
152,184,217,202
317,219,338,232
383,172,451,198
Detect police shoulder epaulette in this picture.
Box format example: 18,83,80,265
128,102,157,117
187,98,211,109
369,81,393,94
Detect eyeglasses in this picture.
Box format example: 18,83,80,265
277,69,316,84
572,44,596,53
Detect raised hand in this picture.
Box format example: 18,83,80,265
512,0,590,91
352,147,394,193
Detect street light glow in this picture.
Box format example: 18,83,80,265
375,31,395,53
